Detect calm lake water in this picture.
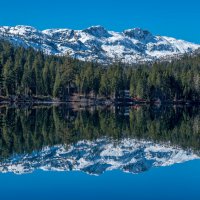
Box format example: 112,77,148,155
0,105,200,200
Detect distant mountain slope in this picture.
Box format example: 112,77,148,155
0,138,198,175
0,25,199,64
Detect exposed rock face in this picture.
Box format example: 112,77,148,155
0,25,199,64
0,138,198,175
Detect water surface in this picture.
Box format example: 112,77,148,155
0,105,199,199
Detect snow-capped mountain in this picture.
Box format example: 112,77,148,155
0,25,199,64
0,138,198,175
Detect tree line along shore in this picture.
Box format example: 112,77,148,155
0,40,200,105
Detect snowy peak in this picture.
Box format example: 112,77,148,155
0,25,199,64
0,138,198,175
83,25,111,38
10,25,38,34
0,25,42,38
123,28,153,41
43,28,75,41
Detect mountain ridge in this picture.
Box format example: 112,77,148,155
0,25,199,64
0,138,198,175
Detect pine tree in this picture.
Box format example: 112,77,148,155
0,63,4,96
3,58,16,95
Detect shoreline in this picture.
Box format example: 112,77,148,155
1,97,200,107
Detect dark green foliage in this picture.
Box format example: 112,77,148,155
0,105,200,160
1,40,200,101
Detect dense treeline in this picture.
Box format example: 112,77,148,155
0,40,129,100
0,105,200,159
0,40,200,101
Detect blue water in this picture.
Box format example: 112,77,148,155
0,160,199,200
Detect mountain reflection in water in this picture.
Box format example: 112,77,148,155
0,104,199,175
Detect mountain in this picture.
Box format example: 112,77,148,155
0,138,198,175
0,25,199,64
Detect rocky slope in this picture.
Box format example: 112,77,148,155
0,25,199,64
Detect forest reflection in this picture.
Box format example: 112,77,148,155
0,104,200,160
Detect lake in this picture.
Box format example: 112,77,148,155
0,104,200,200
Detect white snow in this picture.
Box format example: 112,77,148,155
0,25,199,64
0,138,198,175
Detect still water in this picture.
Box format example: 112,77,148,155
0,105,199,200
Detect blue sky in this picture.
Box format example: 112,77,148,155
1,0,199,43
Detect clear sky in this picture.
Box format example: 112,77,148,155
0,0,199,43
